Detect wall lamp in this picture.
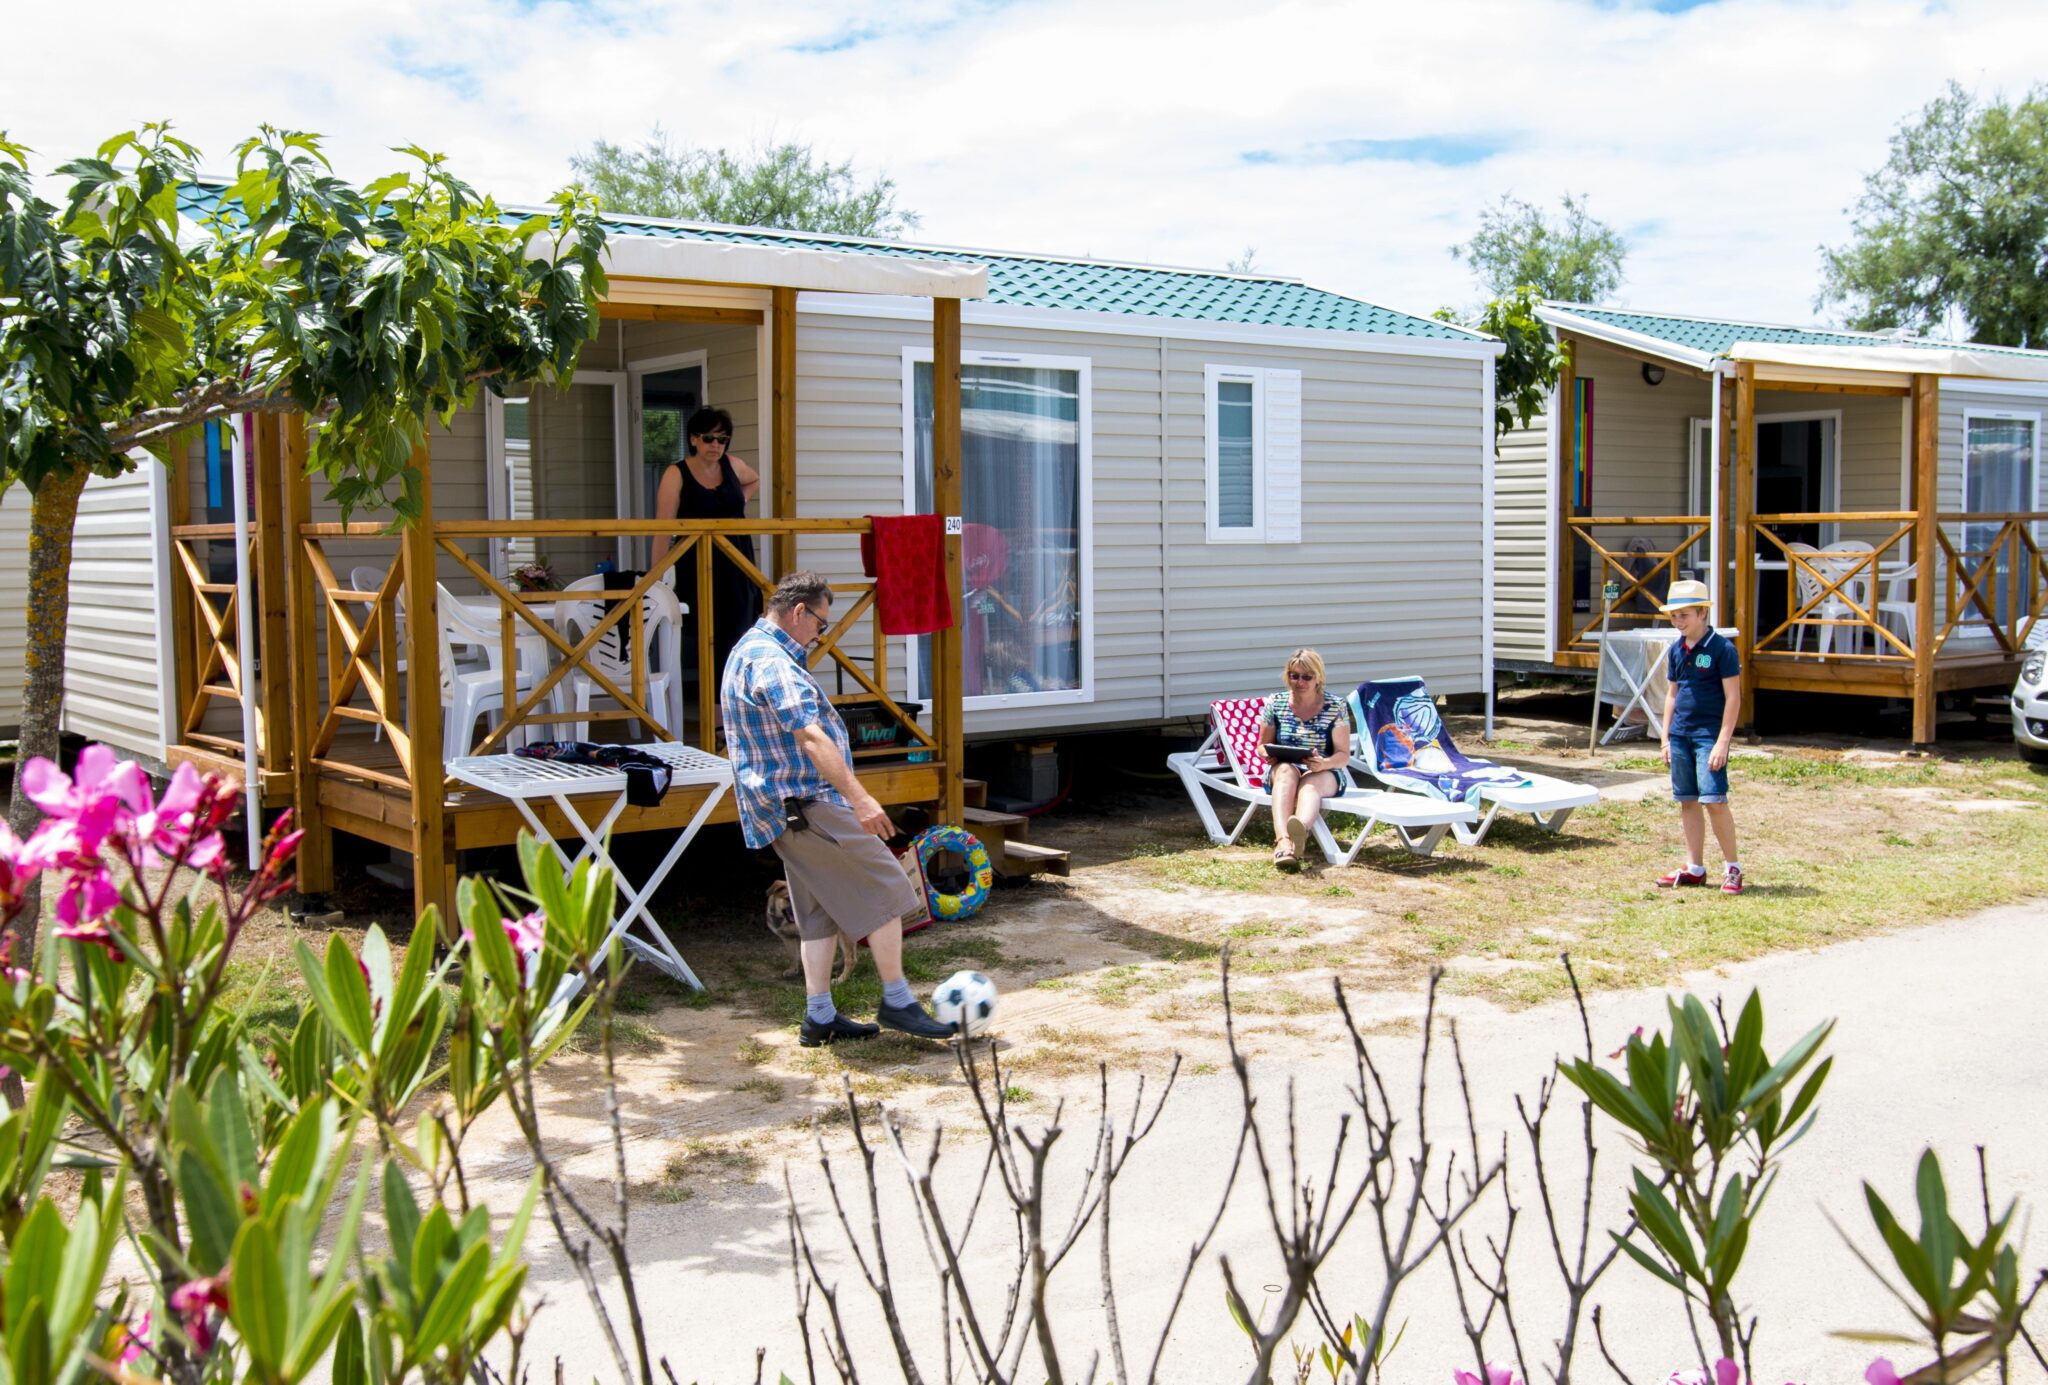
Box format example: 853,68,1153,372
1641,362,1666,386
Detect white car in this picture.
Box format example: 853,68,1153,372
2014,647,2048,764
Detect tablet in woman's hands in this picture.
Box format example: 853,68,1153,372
1265,743,1315,764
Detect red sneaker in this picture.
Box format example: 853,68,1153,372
1722,866,1745,896
1656,866,1709,888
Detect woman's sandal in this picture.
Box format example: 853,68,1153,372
1273,840,1300,873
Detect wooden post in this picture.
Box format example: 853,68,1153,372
281,416,333,893
930,298,966,827
696,536,717,750
1553,338,1577,659
1911,373,1940,747
400,432,451,930
1732,362,1758,729
771,287,798,580
1717,373,1736,627
252,415,292,782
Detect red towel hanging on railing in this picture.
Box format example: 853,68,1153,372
861,514,955,635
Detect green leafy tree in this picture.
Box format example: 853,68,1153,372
1819,82,2048,348
570,127,919,237
1453,192,1627,305
1437,287,1565,438
0,125,607,966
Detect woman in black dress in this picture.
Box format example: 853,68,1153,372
654,406,763,680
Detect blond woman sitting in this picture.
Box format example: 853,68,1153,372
1260,648,1351,871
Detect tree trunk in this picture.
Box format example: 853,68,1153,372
4,465,92,964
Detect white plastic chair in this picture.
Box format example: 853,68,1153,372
552,575,685,741
438,583,557,760
1166,697,1475,862
1789,541,1873,657
1877,562,1919,651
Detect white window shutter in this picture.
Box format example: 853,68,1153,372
1262,369,1302,544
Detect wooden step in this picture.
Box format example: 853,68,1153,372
994,840,1070,879
961,806,1069,879
962,777,988,809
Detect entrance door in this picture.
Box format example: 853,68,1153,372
1752,413,1839,637
486,375,629,582
629,355,707,571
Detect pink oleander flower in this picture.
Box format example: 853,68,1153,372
135,762,235,870
1454,1366,1523,1385
465,909,545,958
1609,1024,1646,1059
1866,1362,1901,1385
53,867,122,930
170,1274,229,1354
0,824,35,922
53,916,125,964
1668,1361,1741,1385
110,1309,152,1366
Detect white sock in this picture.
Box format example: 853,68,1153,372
1683,863,1705,876
1725,861,1742,873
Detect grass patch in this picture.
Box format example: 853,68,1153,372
732,1075,785,1102
1095,745,2048,1009
736,1037,773,1066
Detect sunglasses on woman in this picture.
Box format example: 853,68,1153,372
695,433,732,446
1287,671,1316,683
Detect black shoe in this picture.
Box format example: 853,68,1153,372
799,1013,881,1048
876,1001,955,1041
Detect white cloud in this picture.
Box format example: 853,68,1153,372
7,0,2045,327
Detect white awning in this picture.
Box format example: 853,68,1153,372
1728,341,2048,383
599,233,987,300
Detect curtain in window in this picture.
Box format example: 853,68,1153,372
914,363,1082,696
1964,416,2039,626
1216,379,1255,529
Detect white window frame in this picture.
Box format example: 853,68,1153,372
1961,408,2043,514
900,346,1096,711
1205,365,1266,542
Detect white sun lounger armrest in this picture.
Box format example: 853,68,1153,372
1316,790,1476,864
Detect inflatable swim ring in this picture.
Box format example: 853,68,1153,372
909,825,994,920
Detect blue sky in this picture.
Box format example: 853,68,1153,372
7,0,2046,326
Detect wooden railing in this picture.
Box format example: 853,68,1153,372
290,517,935,793
1749,513,1917,662
167,522,290,772
1932,513,2048,654
1562,515,1712,653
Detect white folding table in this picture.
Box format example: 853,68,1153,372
447,742,733,996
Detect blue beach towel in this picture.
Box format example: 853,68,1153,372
1347,678,1529,807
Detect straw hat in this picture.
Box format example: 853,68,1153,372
1659,579,1712,611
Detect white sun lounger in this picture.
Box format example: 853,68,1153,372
1167,697,1476,862
1348,676,1600,847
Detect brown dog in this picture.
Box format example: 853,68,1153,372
764,881,857,983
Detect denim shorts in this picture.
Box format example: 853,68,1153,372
1668,735,1730,804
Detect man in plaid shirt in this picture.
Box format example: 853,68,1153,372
721,571,953,1047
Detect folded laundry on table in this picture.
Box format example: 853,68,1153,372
514,741,674,806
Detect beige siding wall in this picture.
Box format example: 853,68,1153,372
790,307,1489,737
1494,418,1549,663
65,467,165,757
0,487,29,731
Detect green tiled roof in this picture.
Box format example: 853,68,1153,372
596,213,1483,340
1546,302,2048,360
173,180,1482,342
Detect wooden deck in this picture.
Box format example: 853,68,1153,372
1551,644,2022,698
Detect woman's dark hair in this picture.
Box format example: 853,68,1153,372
685,407,735,446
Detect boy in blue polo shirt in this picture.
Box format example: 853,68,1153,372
1655,580,1745,895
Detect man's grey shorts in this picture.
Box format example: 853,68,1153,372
770,800,923,944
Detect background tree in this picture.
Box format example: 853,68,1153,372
1453,191,1628,305
571,127,919,237
1819,82,2048,348
1443,193,1625,439
0,125,606,967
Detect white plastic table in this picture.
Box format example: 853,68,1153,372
447,742,734,996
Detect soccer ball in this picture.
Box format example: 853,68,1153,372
932,970,998,1038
